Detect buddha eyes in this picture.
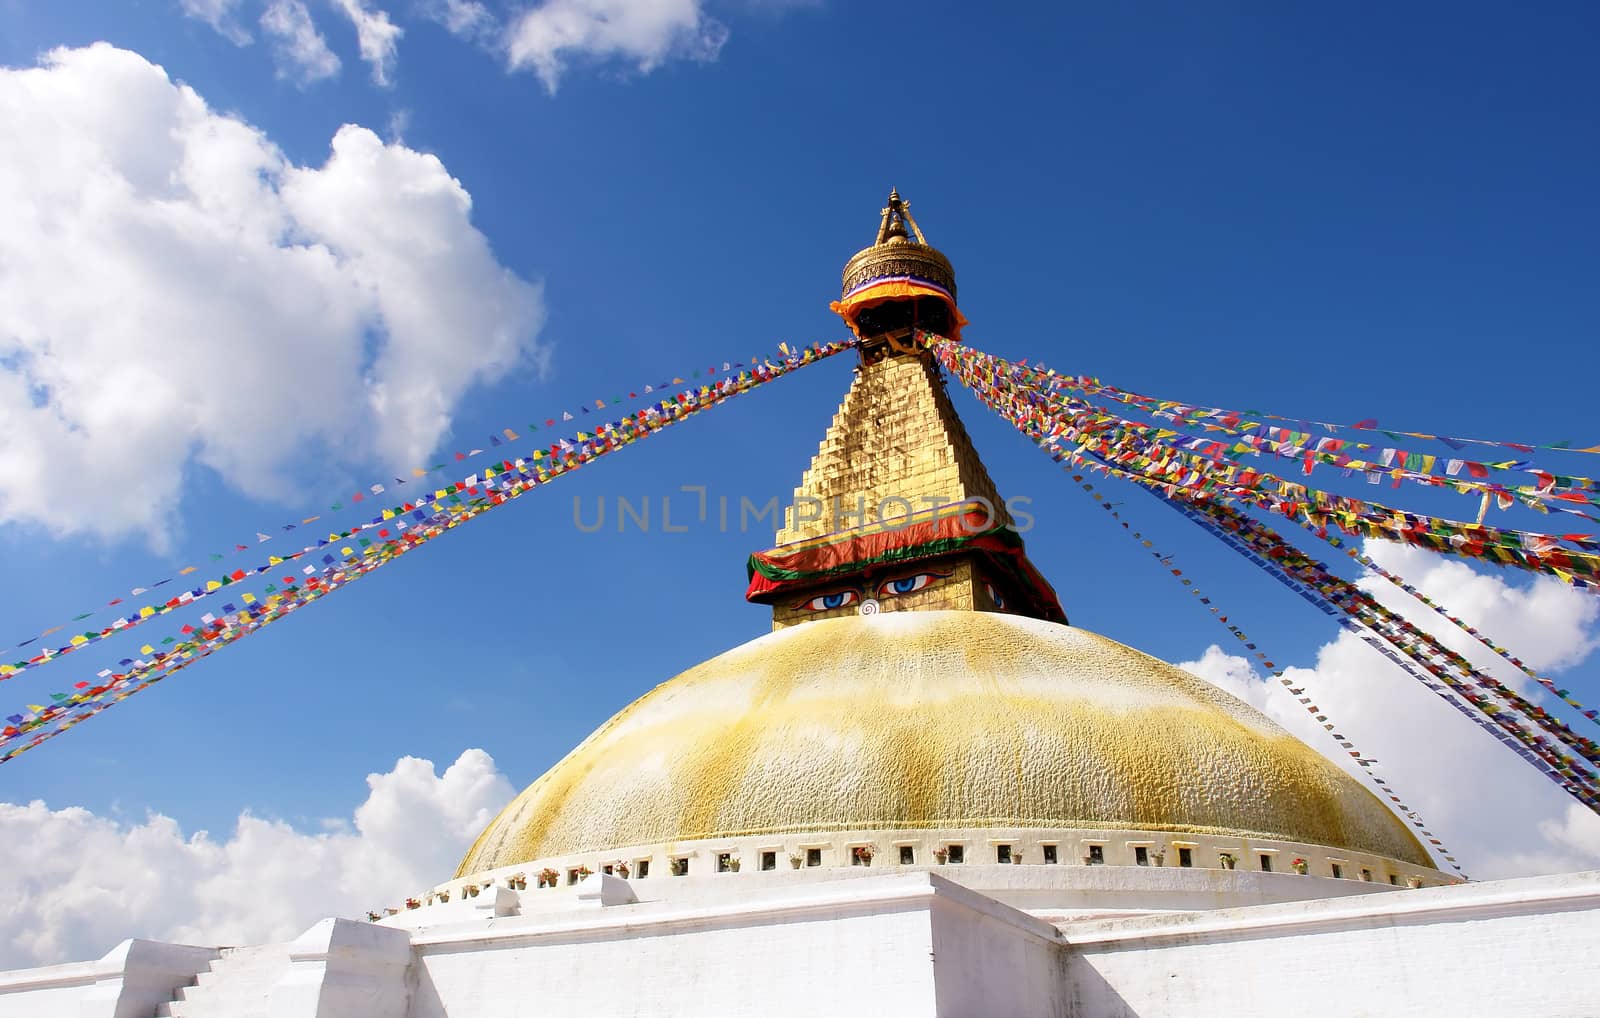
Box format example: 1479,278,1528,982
878,572,948,597
796,571,951,612
800,590,859,611
985,582,1006,609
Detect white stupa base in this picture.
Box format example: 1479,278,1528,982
1,868,1594,1017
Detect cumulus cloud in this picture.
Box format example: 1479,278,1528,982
332,0,404,86
180,0,253,46
0,748,514,969
260,0,342,84
506,0,730,93
0,43,546,545
1179,538,1600,880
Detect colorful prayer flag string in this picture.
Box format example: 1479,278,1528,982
1164,497,1600,810
0,340,856,762
1005,358,1600,461
995,385,1600,759
1281,515,1600,729
1,342,848,681
931,332,1600,819
1172,498,1600,798
1070,476,1465,874
946,337,1600,777
922,335,1600,575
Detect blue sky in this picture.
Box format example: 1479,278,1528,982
1,1,1598,956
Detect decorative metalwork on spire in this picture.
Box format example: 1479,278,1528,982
873,188,927,246
840,189,957,304
833,190,966,355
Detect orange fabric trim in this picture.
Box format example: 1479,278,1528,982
829,281,968,341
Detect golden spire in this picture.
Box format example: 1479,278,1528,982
743,192,1065,630
873,188,927,245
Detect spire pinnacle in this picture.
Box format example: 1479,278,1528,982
874,188,926,246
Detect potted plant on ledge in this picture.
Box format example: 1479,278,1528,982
1291,857,1309,875
1218,853,1237,871
933,848,949,865
789,853,804,869
538,867,560,889
509,872,527,890
853,845,876,866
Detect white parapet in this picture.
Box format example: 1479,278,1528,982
0,938,217,1018
406,870,1067,1018
268,917,412,1018
2,869,1595,1016
1057,868,1600,1017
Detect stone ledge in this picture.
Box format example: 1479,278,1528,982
1057,868,1600,947
410,871,1060,953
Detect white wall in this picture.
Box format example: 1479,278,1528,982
928,882,1071,1017
407,872,1072,1018
0,938,216,1018
6,870,1595,1017
1060,869,1600,1017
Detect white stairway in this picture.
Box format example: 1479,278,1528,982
152,942,293,1018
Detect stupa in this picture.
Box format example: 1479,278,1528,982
453,189,1438,892
5,193,1595,1018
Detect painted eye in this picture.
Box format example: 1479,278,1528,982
879,572,946,597
800,590,859,611
985,583,1006,609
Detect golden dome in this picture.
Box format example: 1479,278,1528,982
839,188,957,301
458,612,1431,874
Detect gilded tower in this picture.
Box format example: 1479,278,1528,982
745,191,1065,629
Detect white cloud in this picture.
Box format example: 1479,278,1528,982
1178,538,1600,880
0,43,546,545
387,105,412,142
260,0,343,85
332,0,404,86
0,748,515,969
422,0,499,41
505,0,730,93
180,0,253,46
